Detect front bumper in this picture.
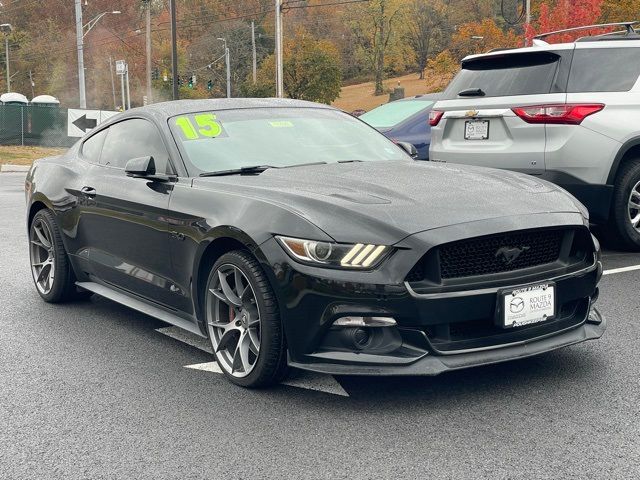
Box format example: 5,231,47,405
257,214,605,376
289,311,605,376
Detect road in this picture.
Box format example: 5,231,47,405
1,172,639,479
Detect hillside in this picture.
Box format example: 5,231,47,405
332,73,446,112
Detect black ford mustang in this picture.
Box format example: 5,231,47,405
25,98,605,387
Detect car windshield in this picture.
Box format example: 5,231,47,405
169,107,408,175
360,100,432,129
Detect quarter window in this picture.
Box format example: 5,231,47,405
100,118,172,173
567,48,640,93
81,128,107,163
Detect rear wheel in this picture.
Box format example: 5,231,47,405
29,209,80,302
611,158,640,249
205,250,288,387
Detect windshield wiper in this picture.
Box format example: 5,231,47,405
282,161,327,168
338,160,364,163
199,165,276,177
458,88,486,97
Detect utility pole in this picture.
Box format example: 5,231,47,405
524,0,531,46
125,66,131,109
145,0,152,104
120,73,125,110
28,70,34,98
275,0,283,98
225,47,231,98
109,56,116,110
169,0,179,100
251,21,257,84
218,38,231,98
74,0,86,108
4,35,9,93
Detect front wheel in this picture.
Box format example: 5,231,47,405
205,250,288,387
611,158,640,250
29,209,79,302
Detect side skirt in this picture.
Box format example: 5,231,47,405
76,281,206,338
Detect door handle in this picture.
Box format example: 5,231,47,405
80,186,96,198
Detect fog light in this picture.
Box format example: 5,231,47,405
333,316,397,327
352,328,371,349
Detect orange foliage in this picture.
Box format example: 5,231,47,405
451,19,521,59
526,0,605,44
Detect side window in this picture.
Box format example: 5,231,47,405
100,118,172,173
81,129,107,163
568,48,640,93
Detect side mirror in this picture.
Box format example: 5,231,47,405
125,156,156,177
396,141,418,159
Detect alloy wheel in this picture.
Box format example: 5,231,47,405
30,218,55,295
206,264,261,378
628,180,640,231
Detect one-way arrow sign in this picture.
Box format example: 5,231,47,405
72,114,97,133
67,109,115,138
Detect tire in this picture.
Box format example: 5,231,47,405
610,158,640,250
204,250,288,388
29,209,82,303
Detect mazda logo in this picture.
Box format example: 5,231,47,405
509,296,525,314
495,245,530,265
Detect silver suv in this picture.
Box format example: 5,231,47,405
429,22,640,248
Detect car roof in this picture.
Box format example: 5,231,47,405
462,37,640,65
396,93,441,102
125,98,335,119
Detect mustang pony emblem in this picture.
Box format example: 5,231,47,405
495,245,530,265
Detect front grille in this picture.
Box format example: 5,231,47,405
426,298,589,353
438,229,563,280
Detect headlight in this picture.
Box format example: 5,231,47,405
276,236,390,269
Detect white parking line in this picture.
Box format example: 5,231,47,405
155,326,349,397
603,264,640,276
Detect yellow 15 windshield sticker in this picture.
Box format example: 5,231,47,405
174,113,223,140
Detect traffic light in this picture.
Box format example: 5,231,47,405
207,79,213,91
152,68,159,81
177,75,182,87
188,76,193,89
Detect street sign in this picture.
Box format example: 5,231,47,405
67,109,119,137
115,60,127,75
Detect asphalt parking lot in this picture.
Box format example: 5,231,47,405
1,171,639,479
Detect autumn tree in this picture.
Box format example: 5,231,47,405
348,0,405,96
451,19,520,59
242,31,342,104
525,0,605,44
600,0,640,23
405,0,449,79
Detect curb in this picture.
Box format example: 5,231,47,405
0,164,30,172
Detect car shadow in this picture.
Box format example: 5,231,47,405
333,346,606,406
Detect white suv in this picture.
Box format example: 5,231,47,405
429,22,640,248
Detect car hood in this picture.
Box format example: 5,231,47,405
193,161,583,245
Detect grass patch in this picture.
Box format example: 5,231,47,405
0,146,67,165
332,72,445,113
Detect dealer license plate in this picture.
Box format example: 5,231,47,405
501,283,555,328
464,120,489,140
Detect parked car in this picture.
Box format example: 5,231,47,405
26,98,604,388
429,22,640,248
360,94,440,160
